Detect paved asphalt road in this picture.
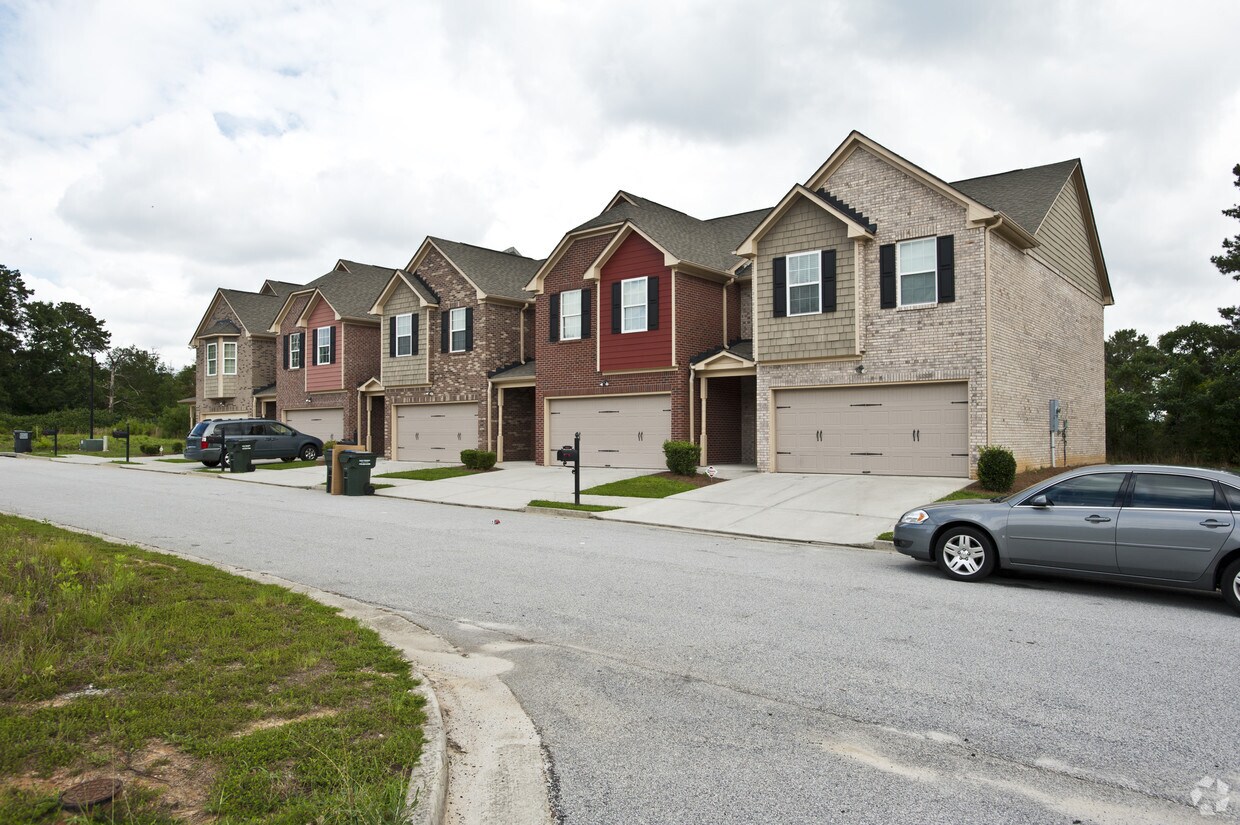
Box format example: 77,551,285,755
3,458,1237,824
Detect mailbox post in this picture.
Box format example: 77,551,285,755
556,431,582,506
112,424,130,463
44,427,58,457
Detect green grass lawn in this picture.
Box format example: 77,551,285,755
375,466,481,481
257,460,320,471
936,488,1001,502
876,531,895,542
528,499,621,512
0,514,424,824
580,474,698,498
19,433,185,459
156,458,198,464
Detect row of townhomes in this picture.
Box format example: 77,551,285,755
188,132,1112,478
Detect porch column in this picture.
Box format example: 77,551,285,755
496,386,505,463
699,375,709,466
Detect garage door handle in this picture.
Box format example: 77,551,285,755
1084,515,1111,523
1200,519,1231,528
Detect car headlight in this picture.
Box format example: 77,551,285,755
899,510,930,525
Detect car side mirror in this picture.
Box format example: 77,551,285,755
1029,494,1051,508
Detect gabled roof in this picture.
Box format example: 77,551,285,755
189,288,286,345
952,160,1081,236
734,185,876,258
201,318,242,337
690,339,754,365
268,259,400,331
369,269,440,315
260,280,302,297
406,237,542,302
488,359,536,382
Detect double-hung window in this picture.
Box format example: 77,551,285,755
222,341,237,375
395,313,413,356
206,342,217,377
449,308,467,352
560,289,582,340
897,238,937,307
289,333,302,369
621,277,647,333
316,326,332,365
786,251,821,315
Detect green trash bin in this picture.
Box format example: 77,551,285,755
340,451,376,496
227,439,256,473
13,430,32,453
325,459,333,493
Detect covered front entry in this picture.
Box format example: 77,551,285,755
547,394,670,469
395,402,478,462
773,382,969,477
285,407,345,443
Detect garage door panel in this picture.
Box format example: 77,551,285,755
774,383,968,477
286,408,345,443
396,403,478,463
548,395,670,469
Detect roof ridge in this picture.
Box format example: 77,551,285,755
430,236,537,261
950,158,1080,186
613,191,704,223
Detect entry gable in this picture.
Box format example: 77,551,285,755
735,185,875,258
294,290,340,328
369,269,440,316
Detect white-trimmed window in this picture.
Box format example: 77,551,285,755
316,326,332,365
898,238,937,306
449,307,467,352
395,313,413,356
222,341,237,375
560,289,582,340
621,277,647,333
787,251,821,315
206,342,217,377
289,333,302,369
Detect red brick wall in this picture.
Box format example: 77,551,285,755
704,376,743,464
305,299,343,392
275,293,312,418
599,233,672,372
725,280,742,342
500,386,534,461
344,322,379,443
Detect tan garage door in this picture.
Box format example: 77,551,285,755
548,394,670,469
774,382,968,477
395,402,478,463
286,407,345,442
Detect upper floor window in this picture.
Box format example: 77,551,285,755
622,277,647,333
787,251,821,315
289,333,302,369
395,313,413,356
206,342,217,377
450,307,467,352
316,326,332,365
222,341,237,375
897,238,937,306
561,289,582,340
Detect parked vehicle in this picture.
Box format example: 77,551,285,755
893,465,1240,614
185,419,323,467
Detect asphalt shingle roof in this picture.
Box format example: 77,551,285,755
428,238,542,301
262,280,303,297
690,339,753,365
951,159,1079,236
306,260,402,322
201,318,242,337
572,192,771,274
488,360,537,380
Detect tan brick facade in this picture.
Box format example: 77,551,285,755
193,297,273,421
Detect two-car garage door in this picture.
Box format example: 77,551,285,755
285,408,345,443
774,382,969,477
395,402,478,463
548,395,670,469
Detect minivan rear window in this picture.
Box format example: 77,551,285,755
190,422,209,436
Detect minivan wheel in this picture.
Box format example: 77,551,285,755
299,444,319,462
281,456,296,463
1222,558,1240,616
202,459,220,468
935,526,996,582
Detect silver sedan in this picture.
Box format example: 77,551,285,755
893,465,1240,614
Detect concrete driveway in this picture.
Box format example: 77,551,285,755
378,461,650,510
596,472,969,546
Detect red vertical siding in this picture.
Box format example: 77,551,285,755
305,299,343,391
599,233,673,372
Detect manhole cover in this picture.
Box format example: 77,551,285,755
60,777,122,810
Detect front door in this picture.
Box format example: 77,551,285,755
1005,472,1128,572
370,397,386,456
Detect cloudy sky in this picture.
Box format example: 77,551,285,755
2,0,1239,368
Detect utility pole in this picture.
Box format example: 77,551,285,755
89,354,96,439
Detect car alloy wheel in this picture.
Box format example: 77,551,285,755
299,445,318,462
1222,558,1240,616
935,526,996,582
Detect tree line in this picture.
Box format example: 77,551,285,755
1106,164,1240,467
0,265,193,434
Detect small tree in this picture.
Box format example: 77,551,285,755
976,446,1016,492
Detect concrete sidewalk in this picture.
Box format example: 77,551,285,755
377,462,651,511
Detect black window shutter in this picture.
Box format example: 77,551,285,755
549,293,560,342
772,256,787,317
440,310,449,352
581,288,592,339
411,314,419,355
937,235,955,303
611,282,621,334
879,244,897,309
389,316,397,358
465,307,474,351
647,276,659,330
283,334,289,369
821,250,837,313
329,326,337,364
298,332,305,364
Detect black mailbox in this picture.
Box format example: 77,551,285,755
112,429,129,439
43,427,58,436
556,445,577,463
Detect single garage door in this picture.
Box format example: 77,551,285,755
286,408,345,443
548,394,670,469
395,402,478,462
774,382,968,477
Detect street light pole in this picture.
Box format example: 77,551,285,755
89,354,96,439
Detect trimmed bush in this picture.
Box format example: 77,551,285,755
139,444,162,456
663,440,701,476
460,449,479,468
977,446,1017,492
475,451,496,471
168,441,182,454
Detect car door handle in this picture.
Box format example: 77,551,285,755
1084,515,1111,523
1200,519,1232,528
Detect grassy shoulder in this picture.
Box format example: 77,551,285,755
528,499,621,512
0,515,425,824
375,466,483,481
580,472,720,499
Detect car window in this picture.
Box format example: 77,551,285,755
1129,474,1220,511
267,423,292,436
190,422,209,436
1028,473,1126,507
1224,485,1240,511
220,423,243,437
246,423,266,436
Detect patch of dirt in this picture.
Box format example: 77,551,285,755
962,463,1102,495
655,471,725,488
231,708,339,737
